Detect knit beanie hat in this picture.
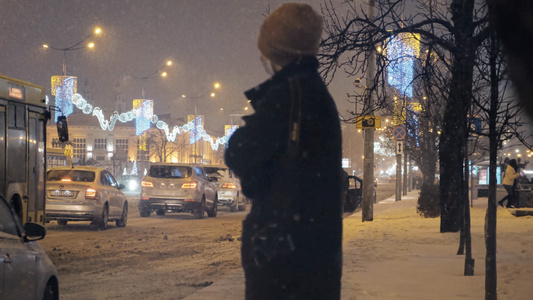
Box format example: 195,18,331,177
258,3,323,67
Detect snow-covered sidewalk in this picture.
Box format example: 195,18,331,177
341,190,533,300
184,190,533,300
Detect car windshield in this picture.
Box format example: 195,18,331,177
149,166,191,178
204,167,228,178
47,170,95,182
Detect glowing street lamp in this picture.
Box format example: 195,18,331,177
126,59,173,99
43,27,102,76
181,82,222,115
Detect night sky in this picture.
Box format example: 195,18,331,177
0,0,352,133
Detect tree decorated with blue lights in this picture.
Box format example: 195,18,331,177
320,0,489,232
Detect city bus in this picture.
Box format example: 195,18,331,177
0,74,68,225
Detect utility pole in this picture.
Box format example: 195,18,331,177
362,0,375,222
403,151,408,195
395,146,402,201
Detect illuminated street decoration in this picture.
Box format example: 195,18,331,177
65,93,231,150
51,76,77,96
409,102,422,112
131,161,138,175
225,125,239,136
386,33,420,98
393,98,405,126
52,76,77,121
188,115,204,144
133,99,153,135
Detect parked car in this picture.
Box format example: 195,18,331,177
343,175,363,213
0,195,59,300
118,174,141,195
203,165,246,212
45,166,129,230
139,163,218,219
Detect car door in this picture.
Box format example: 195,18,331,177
198,167,217,206
103,171,123,217
0,198,38,300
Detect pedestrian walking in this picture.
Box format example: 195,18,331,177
224,3,343,299
498,159,520,208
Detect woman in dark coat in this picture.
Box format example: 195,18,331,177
224,3,343,299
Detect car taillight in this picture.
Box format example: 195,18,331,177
182,181,198,189
61,178,72,182
142,180,153,187
222,182,236,189
86,188,97,199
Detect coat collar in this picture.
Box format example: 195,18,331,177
244,56,319,102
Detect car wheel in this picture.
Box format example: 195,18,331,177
139,207,152,218
57,219,68,226
98,205,109,230
238,201,246,211
42,281,58,300
194,197,206,219
230,200,238,212
156,208,166,216
207,197,218,217
116,203,128,227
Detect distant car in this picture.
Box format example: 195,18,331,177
139,163,218,219
45,166,129,230
203,165,246,212
0,195,59,300
118,174,141,195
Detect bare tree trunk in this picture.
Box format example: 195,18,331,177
485,28,499,300
439,0,476,233
464,142,474,275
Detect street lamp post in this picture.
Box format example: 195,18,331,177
43,27,102,76
125,60,173,169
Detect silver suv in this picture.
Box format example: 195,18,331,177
203,165,246,212
139,163,218,219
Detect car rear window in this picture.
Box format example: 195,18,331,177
47,170,96,182
204,167,228,178
149,166,191,178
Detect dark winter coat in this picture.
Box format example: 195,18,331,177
224,57,343,299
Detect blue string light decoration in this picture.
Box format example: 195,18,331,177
189,115,203,144
133,99,153,135
386,33,420,98
63,93,231,151
53,76,77,122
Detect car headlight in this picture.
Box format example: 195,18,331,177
128,181,138,190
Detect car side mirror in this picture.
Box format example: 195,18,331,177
118,183,125,190
57,116,69,142
23,223,46,242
